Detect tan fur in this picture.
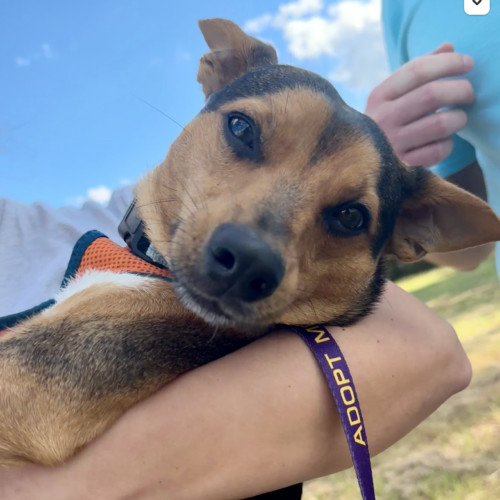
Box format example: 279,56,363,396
1,18,500,467
0,280,218,465
388,176,500,261
139,90,384,326
196,19,277,98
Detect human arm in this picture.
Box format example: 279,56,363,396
365,44,493,270
0,281,471,500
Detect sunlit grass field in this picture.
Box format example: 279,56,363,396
304,256,500,499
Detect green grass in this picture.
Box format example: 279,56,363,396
304,256,500,500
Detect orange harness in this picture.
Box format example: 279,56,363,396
0,231,171,335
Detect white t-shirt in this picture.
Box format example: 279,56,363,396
0,186,134,317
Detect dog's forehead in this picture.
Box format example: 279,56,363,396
203,64,345,113
201,64,383,147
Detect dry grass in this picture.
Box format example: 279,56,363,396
304,256,500,499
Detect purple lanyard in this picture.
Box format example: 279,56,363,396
289,325,376,500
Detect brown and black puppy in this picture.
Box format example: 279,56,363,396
1,19,499,473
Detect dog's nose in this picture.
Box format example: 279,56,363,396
204,224,285,302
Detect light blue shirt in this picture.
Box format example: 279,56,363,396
383,0,500,273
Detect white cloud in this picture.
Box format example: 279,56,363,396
327,0,379,29
245,0,324,32
72,195,87,206
278,0,324,19
244,13,274,33
87,185,112,204
119,178,133,186
68,184,119,206
14,43,56,68
175,48,192,63
245,0,388,91
15,57,31,67
41,43,55,59
282,17,334,59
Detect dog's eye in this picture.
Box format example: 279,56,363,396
323,203,370,237
338,207,364,230
228,116,254,149
224,112,262,162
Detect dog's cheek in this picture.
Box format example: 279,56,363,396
317,254,380,322
168,217,207,277
279,250,377,326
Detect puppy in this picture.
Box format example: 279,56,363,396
1,19,500,471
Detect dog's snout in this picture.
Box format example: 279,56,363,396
205,224,284,302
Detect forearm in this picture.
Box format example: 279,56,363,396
0,283,471,500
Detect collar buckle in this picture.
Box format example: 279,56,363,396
118,201,168,269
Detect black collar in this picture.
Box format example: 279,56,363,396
118,200,169,269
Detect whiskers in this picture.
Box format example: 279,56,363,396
207,324,221,343
134,96,189,135
136,170,203,244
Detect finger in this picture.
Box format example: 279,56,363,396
377,53,474,100
400,139,454,167
395,110,467,153
393,79,474,125
430,42,454,55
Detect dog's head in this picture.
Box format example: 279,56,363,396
136,19,500,330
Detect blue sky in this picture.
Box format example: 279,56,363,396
1,0,386,206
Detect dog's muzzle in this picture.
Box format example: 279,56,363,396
203,223,285,302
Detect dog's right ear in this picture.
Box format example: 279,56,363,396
197,18,278,100
386,168,500,262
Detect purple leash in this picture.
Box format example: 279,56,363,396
289,324,376,500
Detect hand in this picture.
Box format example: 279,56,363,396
365,43,475,167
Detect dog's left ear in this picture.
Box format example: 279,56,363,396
386,169,500,262
197,18,278,100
